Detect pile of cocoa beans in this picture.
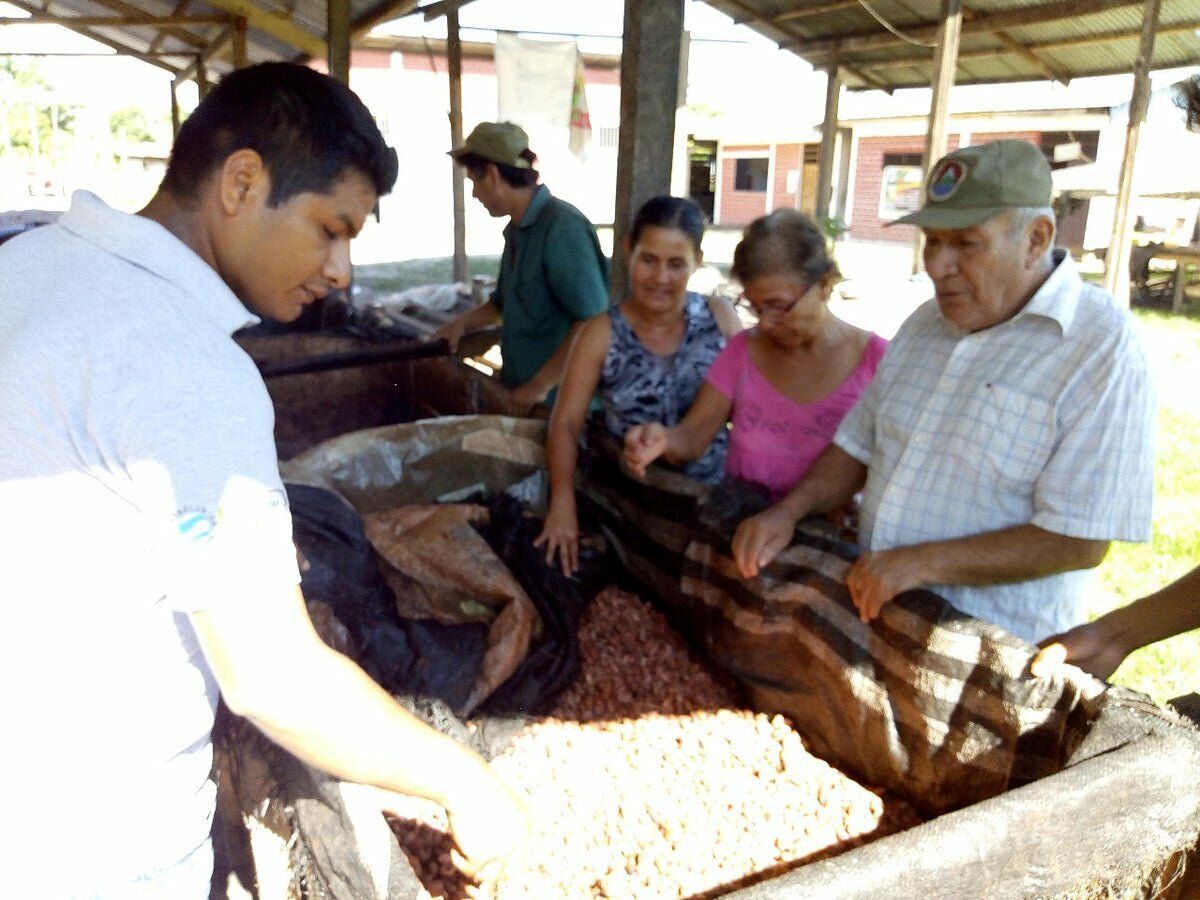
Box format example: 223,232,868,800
388,586,923,899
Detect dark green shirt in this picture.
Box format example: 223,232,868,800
492,185,609,389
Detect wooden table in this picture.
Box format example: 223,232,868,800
1149,245,1200,313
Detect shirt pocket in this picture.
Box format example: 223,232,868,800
955,381,1056,490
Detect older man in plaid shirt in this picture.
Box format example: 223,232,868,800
733,139,1156,644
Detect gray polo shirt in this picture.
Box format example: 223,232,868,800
0,191,300,895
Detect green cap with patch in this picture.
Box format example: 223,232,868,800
890,139,1052,229
448,121,532,169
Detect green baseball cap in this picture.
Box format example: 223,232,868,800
448,121,532,169
891,139,1052,229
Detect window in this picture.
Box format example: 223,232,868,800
879,153,925,221
734,157,769,192
882,152,923,168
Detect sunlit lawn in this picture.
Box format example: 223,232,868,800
1094,305,1200,704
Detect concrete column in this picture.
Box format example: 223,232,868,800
1103,0,1162,304
327,0,351,85
612,0,685,301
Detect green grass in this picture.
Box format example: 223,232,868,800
354,256,501,294
1092,304,1200,704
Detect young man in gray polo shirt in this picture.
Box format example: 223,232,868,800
0,63,525,897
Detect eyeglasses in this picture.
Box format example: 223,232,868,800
742,281,815,321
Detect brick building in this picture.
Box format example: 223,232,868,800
707,109,1108,248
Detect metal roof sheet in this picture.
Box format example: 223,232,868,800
1,0,416,80
5,0,1198,90
704,0,1200,90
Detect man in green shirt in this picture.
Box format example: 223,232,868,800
436,122,610,409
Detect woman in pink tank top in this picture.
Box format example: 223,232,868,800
625,209,887,500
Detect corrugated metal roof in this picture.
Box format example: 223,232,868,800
1,0,417,80
703,0,1200,90
5,0,1198,90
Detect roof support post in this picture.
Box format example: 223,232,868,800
170,79,180,138
815,49,841,225
447,5,467,283
613,0,685,301
195,53,209,97
913,0,962,273
1102,0,1162,304
231,15,247,69
835,126,853,223
327,0,351,84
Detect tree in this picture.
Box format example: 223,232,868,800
0,58,78,163
110,105,163,145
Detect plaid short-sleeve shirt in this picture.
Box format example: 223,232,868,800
835,251,1156,642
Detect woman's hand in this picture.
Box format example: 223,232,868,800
731,504,800,579
533,498,580,576
623,423,669,478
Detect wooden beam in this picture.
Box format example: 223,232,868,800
815,55,841,223
1,0,181,72
720,0,815,47
850,18,1200,72
195,52,209,96
796,0,1144,56
1,13,227,24
327,0,350,83
614,0,685,301
170,79,180,137
843,62,891,91
447,5,467,283
200,0,323,58
149,0,192,53
350,0,419,40
79,0,212,48
923,0,962,173
417,0,480,22
776,0,858,22
71,0,210,52
231,14,247,68
174,23,232,84
1103,0,1162,303
914,0,962,273
961,6,1068,85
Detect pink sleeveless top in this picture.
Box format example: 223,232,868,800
705,330,888,499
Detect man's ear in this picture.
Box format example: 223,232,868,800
216,149,270,216
1026,215,1055,268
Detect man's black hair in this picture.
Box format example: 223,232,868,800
457,151,540,188
162,62,398,205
